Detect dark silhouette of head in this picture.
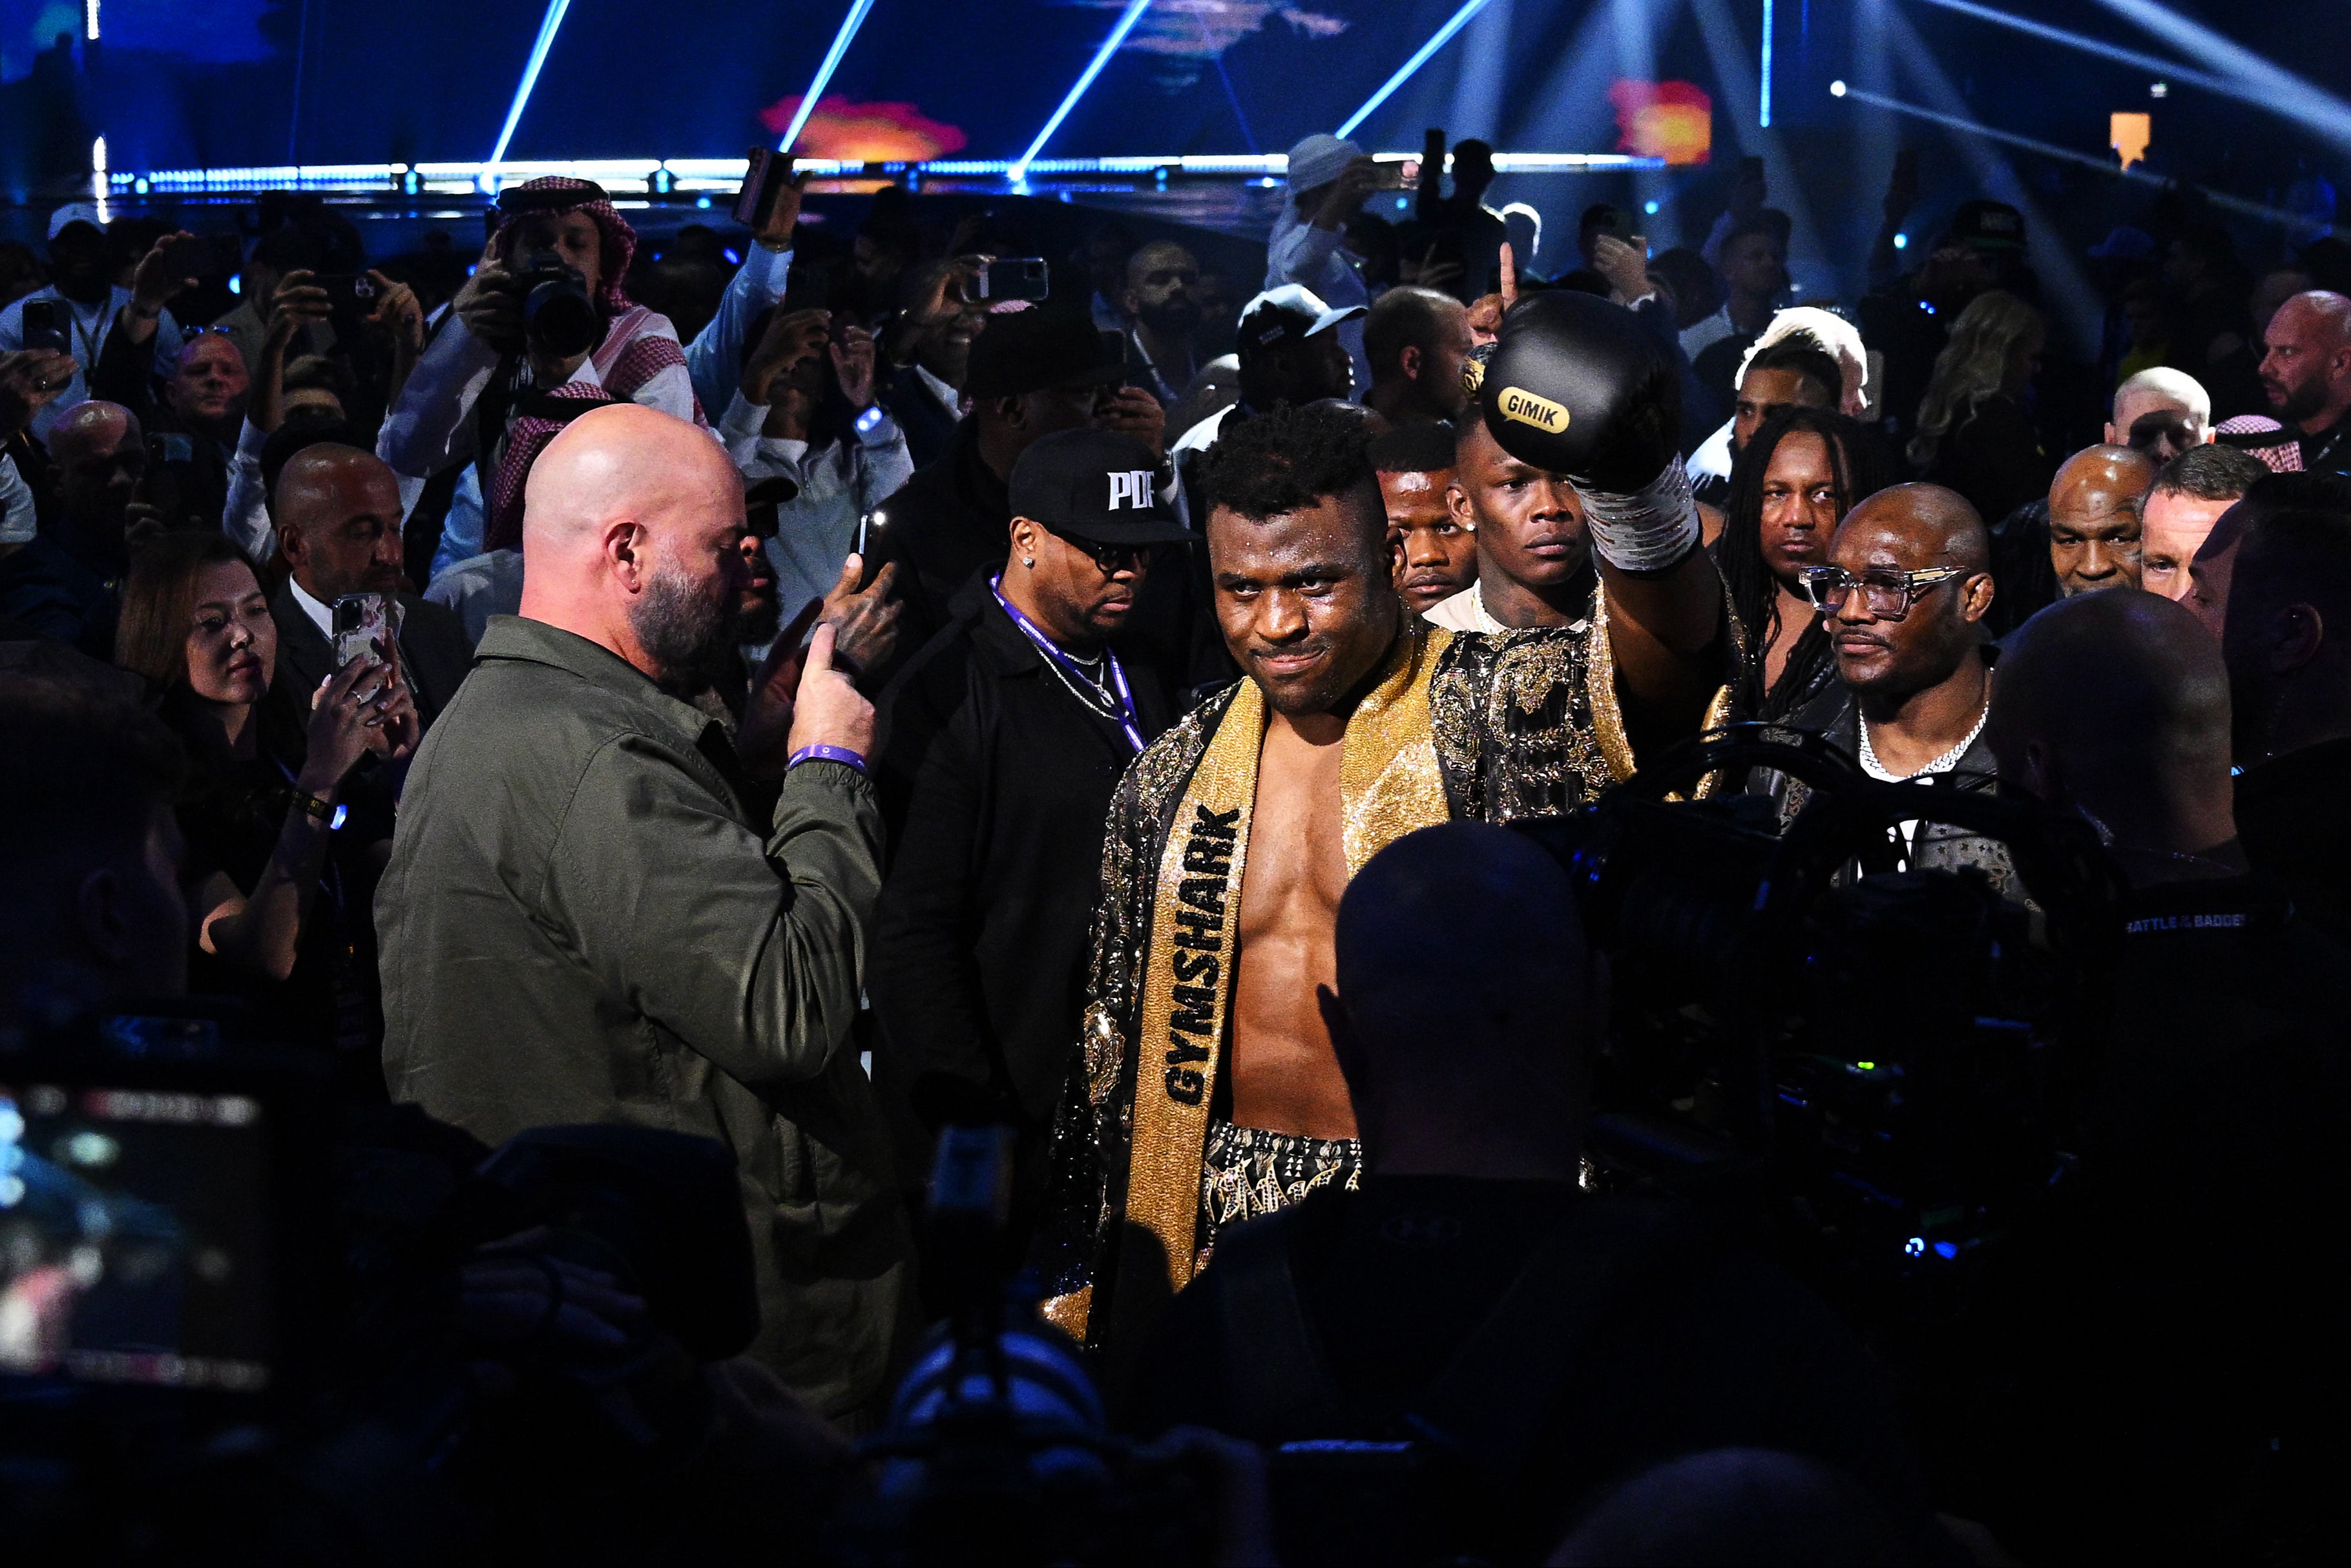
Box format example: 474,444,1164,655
1322,822,1588,1180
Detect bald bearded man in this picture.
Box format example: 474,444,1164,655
2047,444,2157,597
377,403,914,1426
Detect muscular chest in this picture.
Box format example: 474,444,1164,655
1237,728,1348,943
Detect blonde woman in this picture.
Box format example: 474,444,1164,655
1908,289,2053,523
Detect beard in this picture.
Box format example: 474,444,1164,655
735,584,782,649
631,563,739,691
2270,370,2328,426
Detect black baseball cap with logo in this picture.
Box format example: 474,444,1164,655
1008,429,1196,546
1947,199,2026,254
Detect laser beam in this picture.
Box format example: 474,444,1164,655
1337,0,1498,141
778,0,881,153
2086,0,2351,157
1011,0,1156,183
1760,0,1773,128
486,0,574,168
1832,84,2309,228
1910,1,2227,96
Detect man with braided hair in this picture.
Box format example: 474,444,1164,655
378,176,707,523
1034,287,1732,1374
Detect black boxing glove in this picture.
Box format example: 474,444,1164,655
1473,289,1699,572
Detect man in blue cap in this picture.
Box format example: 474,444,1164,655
0,204,186,443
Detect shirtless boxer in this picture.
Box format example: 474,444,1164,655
1036,284,1731,1366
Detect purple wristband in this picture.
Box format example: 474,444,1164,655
788,744,867,775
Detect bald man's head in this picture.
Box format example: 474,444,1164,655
517,404,749,687
1328,822,1587,1177
47,400,145,544
2107,366,2210,459
1989,590,2235,861
277,444,406,601
2259,289,2351,433
1823,484,1994,701
2049,444,2156,597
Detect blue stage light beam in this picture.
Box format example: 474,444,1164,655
2085,0,2351,158
778,0,880,152
1011,0,1156,183
487,0,574,168
1909,0,2225,93
1337,0,1499,141
1830,83,2310,229
1760,0,1773,128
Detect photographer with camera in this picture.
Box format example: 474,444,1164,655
1125,822,1933,1564
0,204,186,443
377,177,704,516
380,404,915,1429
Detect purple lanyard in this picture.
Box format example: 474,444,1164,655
991,574,1145,754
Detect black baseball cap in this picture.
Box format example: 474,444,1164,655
1947,199,2026,253
1008,429,1195,546
1236,283,1363,355
963,308,1127,401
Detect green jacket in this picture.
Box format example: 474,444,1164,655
377,615,914,1424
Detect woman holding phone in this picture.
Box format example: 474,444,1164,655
114,532,415,1059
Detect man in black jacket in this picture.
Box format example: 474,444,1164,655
864,308,1202,696
869,428,1192,1223
269,443,472,726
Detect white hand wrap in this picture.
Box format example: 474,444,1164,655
1575,458,1702,573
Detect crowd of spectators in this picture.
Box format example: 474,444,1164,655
4,117,2350,1567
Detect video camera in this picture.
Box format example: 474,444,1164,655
1514,723,2124,1320
827,1125,1226,1567
1,1009,764,1558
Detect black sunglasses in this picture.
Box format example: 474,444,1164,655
1049,528,1161,576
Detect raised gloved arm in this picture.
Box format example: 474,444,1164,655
1473,290,1726,715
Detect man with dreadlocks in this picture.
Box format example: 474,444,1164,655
1032,287,1733,1377
378,176,707,535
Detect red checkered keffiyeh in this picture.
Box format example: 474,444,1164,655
489,175,640,314
2215,414,2303,474
485,381,618,551
477,178,706,548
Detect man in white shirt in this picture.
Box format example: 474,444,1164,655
0,205,184,443
1266,134,1378,396
720,306,914,638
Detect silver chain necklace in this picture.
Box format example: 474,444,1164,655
1859,675,1992,781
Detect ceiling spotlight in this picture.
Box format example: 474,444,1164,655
2150,81,2168,98
1643,200,1660,214
1830,79,1847,98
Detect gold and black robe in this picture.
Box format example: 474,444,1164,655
1033,601,1729,1354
